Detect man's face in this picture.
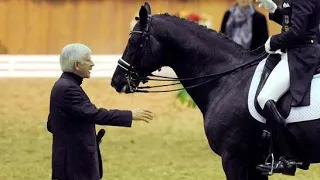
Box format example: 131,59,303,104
236,0,252,8
74,53,94,78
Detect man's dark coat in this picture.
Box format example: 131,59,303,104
47,72,132,180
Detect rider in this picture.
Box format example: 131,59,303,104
256,0,320,175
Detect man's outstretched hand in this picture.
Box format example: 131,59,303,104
131,109,154,123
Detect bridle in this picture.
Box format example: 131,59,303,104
117,14,155,92
117,28,152,93
117,15,269,93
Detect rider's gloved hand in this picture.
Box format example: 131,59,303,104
256,0,277,13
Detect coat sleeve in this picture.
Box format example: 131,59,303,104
220,11,230,33
270,1,316,51
255,13,269,48
262,16,269,45
63,85,132,127
269,8,283,26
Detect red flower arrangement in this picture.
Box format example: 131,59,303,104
174,11,212,28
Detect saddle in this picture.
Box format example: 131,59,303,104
254,54,320,119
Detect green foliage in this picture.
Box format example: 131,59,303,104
176,89,197,108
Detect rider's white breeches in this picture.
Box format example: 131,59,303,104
257,53,290,109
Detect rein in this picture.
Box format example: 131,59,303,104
134,47,268,93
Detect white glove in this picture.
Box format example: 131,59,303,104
256,0,277,13
265,36,281,54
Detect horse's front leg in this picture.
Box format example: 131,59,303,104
222,151,268,180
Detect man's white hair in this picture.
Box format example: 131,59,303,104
59,43,92,72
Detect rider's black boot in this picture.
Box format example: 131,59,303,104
256,100,298,176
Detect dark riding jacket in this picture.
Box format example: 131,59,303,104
269,0,320,106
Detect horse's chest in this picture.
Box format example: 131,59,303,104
203,111,251,152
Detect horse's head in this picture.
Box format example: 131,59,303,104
111,2,164,93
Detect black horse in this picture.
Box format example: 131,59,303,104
111,3,320,180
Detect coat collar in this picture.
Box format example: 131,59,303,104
61,72,83,85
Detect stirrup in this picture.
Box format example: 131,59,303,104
260,130,275,175
261,153,275,175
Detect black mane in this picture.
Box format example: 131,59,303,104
157,13,256,56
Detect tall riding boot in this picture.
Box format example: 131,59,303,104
256,100,298,176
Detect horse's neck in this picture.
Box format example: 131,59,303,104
173,58,255,115
162,30,255,114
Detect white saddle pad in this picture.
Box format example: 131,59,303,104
248,57,320,124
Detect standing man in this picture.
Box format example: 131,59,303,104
47,43,153,180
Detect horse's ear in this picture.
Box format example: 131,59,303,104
139,5,148,28
144,2,151,14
